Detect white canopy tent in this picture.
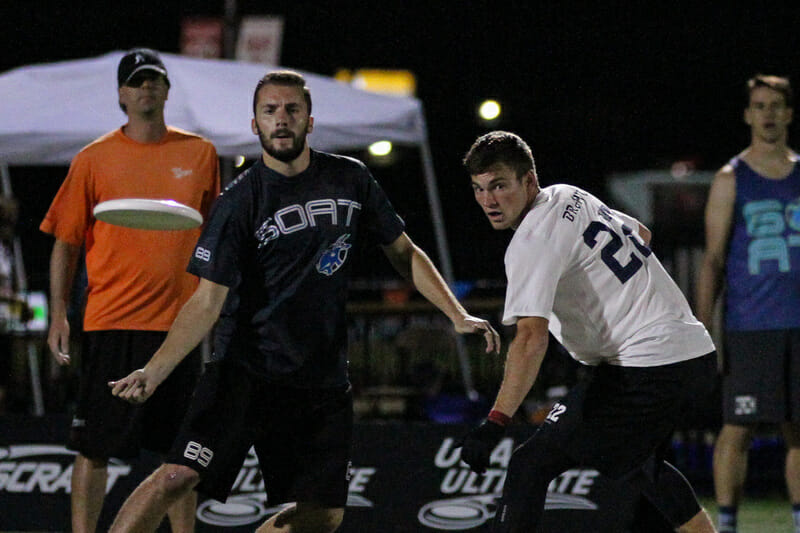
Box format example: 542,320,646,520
0,51,428,162
0,51,478,402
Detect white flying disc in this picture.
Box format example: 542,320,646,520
93,199,203,230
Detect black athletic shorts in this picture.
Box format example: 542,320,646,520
68,330,202,459
534,352,717,479
722,329,800,424
167,360,354,506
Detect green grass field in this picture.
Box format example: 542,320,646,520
699,494,794,532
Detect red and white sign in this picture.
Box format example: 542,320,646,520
235,16,284,65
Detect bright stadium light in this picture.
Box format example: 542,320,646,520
479,99,501,121
368,140,393,157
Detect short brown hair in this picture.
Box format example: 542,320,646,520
252,70,313,115
747,74,793,107
463,131,536,179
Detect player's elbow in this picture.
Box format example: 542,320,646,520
190,280,229,316
638,224,652,246
700,251,725,277
523,333,549,359
514,317,550,355
381,233,415,280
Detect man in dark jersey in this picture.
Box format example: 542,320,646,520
106,70,500,533
697,74,800,533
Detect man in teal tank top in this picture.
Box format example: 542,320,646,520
697,74,800,533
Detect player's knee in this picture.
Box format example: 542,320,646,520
717,424,754,447
636,461,701,528
305,506,343,532
154,464,200,497
322,507,344,532
271,504,344,533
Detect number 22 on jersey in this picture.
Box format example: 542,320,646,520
583,222,651,283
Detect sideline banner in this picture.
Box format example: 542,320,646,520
0,415,660,531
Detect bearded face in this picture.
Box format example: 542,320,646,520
252,84,314,164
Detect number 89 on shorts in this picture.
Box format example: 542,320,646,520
183,441,214,467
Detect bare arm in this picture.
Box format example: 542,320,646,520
492,316,550,417
637,222,652,246
381,232,500,353
109,278,229,403
696,167,736,330
47,239,81,365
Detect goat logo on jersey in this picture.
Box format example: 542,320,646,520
317,234,352,276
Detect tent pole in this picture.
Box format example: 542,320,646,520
416,116,478,401
1,163,44,415
0,164,27,292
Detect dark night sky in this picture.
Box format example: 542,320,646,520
3,2,800,288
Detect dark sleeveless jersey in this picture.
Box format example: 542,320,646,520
188,150,405,386
724,156,800,331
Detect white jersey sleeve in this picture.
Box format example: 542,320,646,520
502,200,570,323
502,185,714,367
610,208,641,234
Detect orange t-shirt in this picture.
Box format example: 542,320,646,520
40,127,220,331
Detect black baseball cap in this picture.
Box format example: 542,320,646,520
117,48,170,87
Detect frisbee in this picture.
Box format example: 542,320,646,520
93,199,203,230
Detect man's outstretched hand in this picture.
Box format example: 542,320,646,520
455,315,501,354
108,368,157,405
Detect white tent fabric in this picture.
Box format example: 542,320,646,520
0,51,477,397
0,51,425,163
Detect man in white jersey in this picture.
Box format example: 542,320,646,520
458,131,718,532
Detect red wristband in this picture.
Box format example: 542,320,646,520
487,409,511,426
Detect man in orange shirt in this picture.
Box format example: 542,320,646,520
40,48,220,533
